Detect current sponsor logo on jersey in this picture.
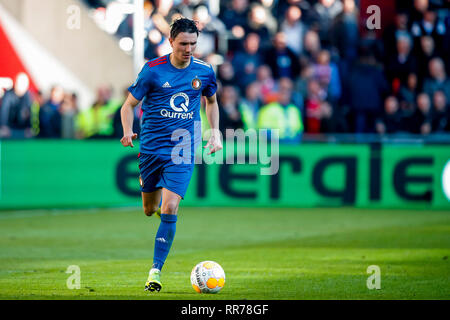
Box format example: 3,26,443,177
160,92,194,119
170,92,189,112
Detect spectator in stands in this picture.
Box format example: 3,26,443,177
315,49,348,132
431,90,449,132
39,85,64,138
220,0,249,31
416,36,439,86
382,10,410,63
258,77,303,142
217,61,237,88
219,0,250,52
304,78,326,134
231,33,264,90
146,1,175,57
376,96,403,135
192,5,226,59
442,10,450,75
386,35,418,89
280,5,307,56
219,86,244,135
399,73,419,120
60,93,79,139
310,0,343,48
0,73,33,139
239,81,262,130
246,2,276,50
410,93,432,134
312,49,341,104
142,1,162,60
116,0,169,39
348,49,389,133
423,57,450,102
145,28,164,60
411,8,446,54
319,101,336,133
171,0,197,21
30,90,44,137
359,28,385,64
331,0,359,63
301,29,321,67
409,0,429,24
256,65,276,101
295,63,314,102
153,0,174,32
76,85,121,139
275,0,314,26
330,0,358,95
264,32,301,80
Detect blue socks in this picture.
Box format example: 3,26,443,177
152,214,177,271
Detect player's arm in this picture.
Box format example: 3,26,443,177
204,93,223,155
120,93,140,148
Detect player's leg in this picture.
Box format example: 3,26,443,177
145,159,193,292
139,153,164,217
153,189,181,270
145,189,182,292
141,190,162,217
160,188,181,215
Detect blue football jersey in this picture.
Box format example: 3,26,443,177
128,54,217,158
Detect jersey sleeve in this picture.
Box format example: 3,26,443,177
128,63,152,101
202,67,217,98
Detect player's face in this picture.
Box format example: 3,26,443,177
170,32,198,64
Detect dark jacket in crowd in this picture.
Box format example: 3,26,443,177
348,61,389,112
219,107,244,134
432,108,450,132
264,47,301,80
0,89,32,129
409,108,432,134
377,110,405,133
386,54,418,85
39,101,61,138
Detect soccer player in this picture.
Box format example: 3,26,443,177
120,18,222,292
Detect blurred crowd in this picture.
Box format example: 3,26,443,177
1,0,449,142
0,75,138,140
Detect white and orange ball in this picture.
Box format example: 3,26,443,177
190,261,225,294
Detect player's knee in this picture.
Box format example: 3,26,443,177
163,201,179,215
143,205,159,217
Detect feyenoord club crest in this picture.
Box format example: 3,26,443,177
191,77,202,90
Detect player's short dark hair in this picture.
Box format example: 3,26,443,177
170,18,199,39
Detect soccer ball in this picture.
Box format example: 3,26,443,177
190,261,225,294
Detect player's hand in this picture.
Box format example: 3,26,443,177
121,133,138,148
204,133,223,155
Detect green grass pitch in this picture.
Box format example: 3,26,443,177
0,207,449,300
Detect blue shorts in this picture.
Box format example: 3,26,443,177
138,153,194,199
